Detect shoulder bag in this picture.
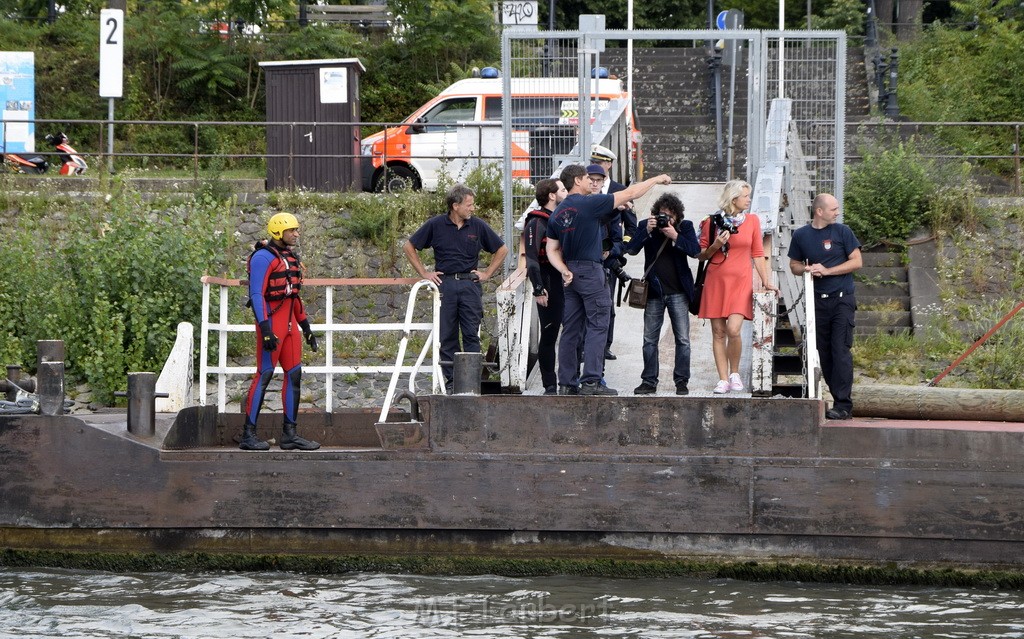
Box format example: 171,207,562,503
627,238,670,309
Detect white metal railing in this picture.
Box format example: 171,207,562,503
803,271,822,400
198,276,441,421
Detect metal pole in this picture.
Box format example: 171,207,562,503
627,0,635,184
107,98,115,174
778,0,785,98
726,45,738,179
1014,124,1021,196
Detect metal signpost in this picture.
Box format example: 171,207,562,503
99,8,124,173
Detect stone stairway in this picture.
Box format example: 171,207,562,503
855,246,911,336
603,47,747,182
846,46,872,122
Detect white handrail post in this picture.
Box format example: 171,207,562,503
218,284,230,412
199,279,210,406
803,271,820,399
324,284,334,413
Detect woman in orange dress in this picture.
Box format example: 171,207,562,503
697,180,778,394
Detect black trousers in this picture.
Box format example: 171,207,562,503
815,293,856,412
535,264,564,389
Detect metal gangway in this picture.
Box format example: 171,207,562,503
199,276,441,423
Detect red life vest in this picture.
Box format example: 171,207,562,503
524,208,552,266
247,240,304,302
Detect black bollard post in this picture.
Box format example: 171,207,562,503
874,52,888,110
122,372,166,437
885,49,900,118
37,361,65,416
452,352,482,395
36,340,65,373
4,365,21,401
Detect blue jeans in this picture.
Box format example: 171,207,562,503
641,292,692,386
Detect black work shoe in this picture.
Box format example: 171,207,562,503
633,382,657,395
825,408,852,420
281,423,321,451
604,350,617,360
559,385,580,396
581,381,618,396
239,422,269,451
675,383,689,396
543,385,558,396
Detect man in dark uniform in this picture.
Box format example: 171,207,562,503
787,193,863,420
522,177,568,395
545,164,672,396
591,144,635,361
404,184,508,391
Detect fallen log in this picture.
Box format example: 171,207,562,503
851,384,1024,421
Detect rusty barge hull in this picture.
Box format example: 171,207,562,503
2,395,1023,568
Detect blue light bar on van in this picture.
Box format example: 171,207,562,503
480,67,500,78
591,67,608,79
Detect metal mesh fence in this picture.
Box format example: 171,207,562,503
762,32,846,202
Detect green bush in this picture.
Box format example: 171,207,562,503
844,142,932,247
1,185,234,403
844,138,982,248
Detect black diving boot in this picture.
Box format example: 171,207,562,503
280,422,320,451
239,421,269,451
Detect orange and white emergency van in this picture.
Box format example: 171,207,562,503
359,71,641,192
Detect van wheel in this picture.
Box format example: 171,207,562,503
374,166,420,193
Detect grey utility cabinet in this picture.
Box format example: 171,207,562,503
260,58,365,191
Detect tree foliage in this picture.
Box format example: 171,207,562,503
898,0,1023,173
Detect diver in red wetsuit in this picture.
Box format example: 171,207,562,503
240,212,320,451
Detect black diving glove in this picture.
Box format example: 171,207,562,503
259,320,279,352
299,318,318,352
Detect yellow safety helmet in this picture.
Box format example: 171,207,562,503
267,212,299,240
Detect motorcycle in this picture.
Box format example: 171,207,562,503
46,131,88,175
2,149,48,174
3,131,87,175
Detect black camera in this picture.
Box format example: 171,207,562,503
711,212,739,234
607,257,631,286
655,213,670,229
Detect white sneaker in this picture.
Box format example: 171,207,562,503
728,373,744,392
713,379,730,394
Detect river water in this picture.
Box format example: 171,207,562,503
1,568,1023,638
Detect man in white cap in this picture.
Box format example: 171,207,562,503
590,144,637,235
590,144,635,361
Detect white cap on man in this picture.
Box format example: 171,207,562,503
590,144,616,163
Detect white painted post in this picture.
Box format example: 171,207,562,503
155,322,194,412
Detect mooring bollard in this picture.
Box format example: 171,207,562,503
37,361,65,416
115,372,169,437
452,352,482,395
3,365,22,401
36,340,65,372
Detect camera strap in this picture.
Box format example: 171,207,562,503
640,238,671,282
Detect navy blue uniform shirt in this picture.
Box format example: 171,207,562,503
546,192,618,263
788,222,861,295
409,214,505,274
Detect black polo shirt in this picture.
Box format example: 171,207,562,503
409,214,505,274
